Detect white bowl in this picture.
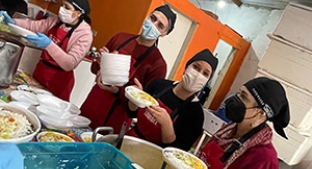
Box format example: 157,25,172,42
36,94,70,111
162,147,207,169
8,23,37,37
10,90,39,106
37,131,75,142
125,86,158,108
8,101,31,110
69,115,91,127
36,106,75,119
79,131,103,142
17,84,52,95
0,103,41,143
102,75,129,86
39,114,73,130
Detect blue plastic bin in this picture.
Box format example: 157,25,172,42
17,142,134,169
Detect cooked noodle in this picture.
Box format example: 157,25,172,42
0,107,34,139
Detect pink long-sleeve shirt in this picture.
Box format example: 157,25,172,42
15,17,93,71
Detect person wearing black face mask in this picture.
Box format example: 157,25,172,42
199,77,290,169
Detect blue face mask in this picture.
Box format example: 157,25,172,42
141,19,161,40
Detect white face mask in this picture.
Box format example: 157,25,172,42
181,66,209,92
141,19,161,40
58,6,76,24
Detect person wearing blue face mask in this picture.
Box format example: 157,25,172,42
0,0,93,101
80,5,177,133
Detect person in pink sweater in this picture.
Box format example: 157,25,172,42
0,0,93,101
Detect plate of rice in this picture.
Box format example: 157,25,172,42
162,147,207,169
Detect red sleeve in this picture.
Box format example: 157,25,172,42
90,33,121,75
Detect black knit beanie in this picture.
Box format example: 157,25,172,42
154,4,176,35
244,77,290,139
67,0,90,14
185,49,218,80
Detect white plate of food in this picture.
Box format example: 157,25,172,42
10,90,39,106
0,103,41,143
7,23,37,37
17,84,52,95
36,131,75,142
79,132,103,142
125,86,158,108
162,147,207,169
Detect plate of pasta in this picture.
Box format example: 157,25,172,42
37,131,75,142
162,147,207,169
125,86,158,108
0,103,41,143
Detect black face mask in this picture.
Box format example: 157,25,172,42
225,95,247,123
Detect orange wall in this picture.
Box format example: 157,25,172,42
87,0,153,48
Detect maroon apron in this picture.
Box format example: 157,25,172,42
33,25,73,101
199,140,225,169
80,36,155,133
127,83,197,146
199,123,265,169
127,99,173,145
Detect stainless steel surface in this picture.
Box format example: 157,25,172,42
0,39,23,88
91,126,114,142
95,134,164,169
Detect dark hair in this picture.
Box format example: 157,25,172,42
80,14,91,25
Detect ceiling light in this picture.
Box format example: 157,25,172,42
218,0,226,8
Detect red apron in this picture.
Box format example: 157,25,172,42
33,25,73,101
80,53,137,133
199,140,225,169
127,99,173,145
80,36,155,133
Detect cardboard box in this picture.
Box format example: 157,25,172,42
269,123,312,165
259,35,312,93
274,3,312,50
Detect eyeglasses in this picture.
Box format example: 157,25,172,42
236,91,260,109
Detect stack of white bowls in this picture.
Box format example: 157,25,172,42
100,53,131,86
35,94,91,130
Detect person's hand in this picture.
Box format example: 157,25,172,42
128,78,143,111
96,71,119,94
0,11,16,24
132,78,143,90
146,106,172,126
25,32,51,48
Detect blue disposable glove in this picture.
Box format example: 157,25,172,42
25,32,52,48
0,11,16,25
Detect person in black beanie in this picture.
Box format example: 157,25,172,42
125,49,218,151
0,0,93,101
80,4,177,133
199,77,290,169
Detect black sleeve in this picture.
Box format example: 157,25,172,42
162,103,204,151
